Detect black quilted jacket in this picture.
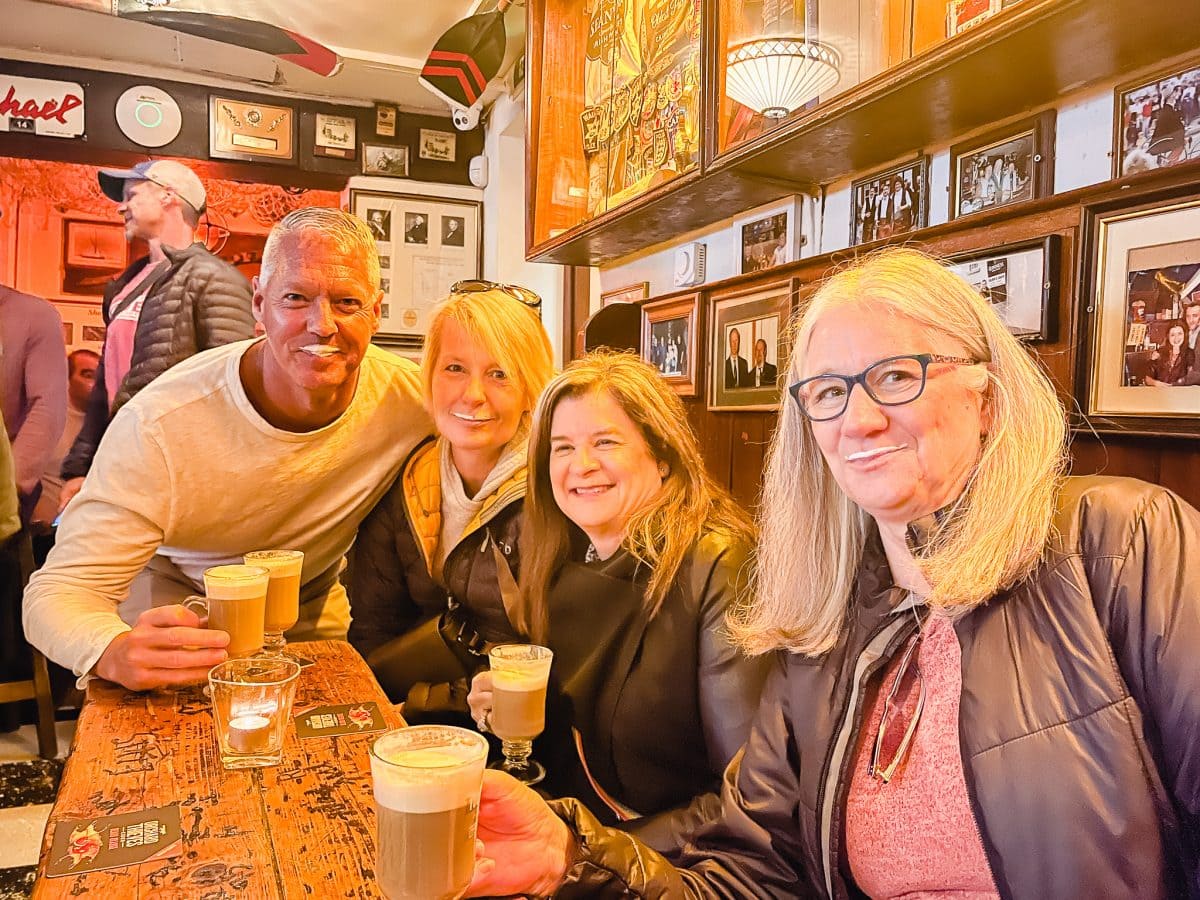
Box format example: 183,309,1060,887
62,242,253,480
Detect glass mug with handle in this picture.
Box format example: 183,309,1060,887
184,564,269,659
371,725,489,900
243,549,304,654
487,643,553,785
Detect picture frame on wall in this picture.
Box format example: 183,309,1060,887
1075,181,1200,438
641,293,700,397
362,143,410,177
419,128,457,162
313,113,357,159
349,190,482,344
734,197,803,275
945,235,1060,342
849,157,928,247
949,111,1055,220
947,0,1002,36
708,282,792,411
600,282,650,306
1113,58,1200,178
209,96,296,163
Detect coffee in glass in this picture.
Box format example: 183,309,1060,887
243,550,304,653
370,726,489,900
487,644,553,785
185,564,269,658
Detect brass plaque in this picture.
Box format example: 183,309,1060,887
209,96,295,163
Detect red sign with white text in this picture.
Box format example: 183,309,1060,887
0,75,85,138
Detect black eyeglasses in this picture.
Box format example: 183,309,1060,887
788,353,978,422
450,279,542,311
869,630,925,784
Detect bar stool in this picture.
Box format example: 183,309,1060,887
0,530,58,759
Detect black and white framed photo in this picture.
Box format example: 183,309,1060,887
734,198,803,274
364,208,391,242
708,281,792,411
946,235,1060,342
313,113,356,159
362,143,410,177
849,157,928,247
641,293,700,397
1075,180,1200,438
949,112,1055,219
419,128,457,162
1114,59,1200,178
350,190,482,343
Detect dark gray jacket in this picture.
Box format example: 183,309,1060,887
62,242,253,480
552,476,1200,899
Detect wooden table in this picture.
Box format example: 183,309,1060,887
34,641,404,898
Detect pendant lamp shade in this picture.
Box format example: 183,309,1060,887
726,37,842,119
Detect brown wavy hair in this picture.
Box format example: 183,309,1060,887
516,350,754,644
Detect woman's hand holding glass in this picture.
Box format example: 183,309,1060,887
464,770,574,898
467,669,493,732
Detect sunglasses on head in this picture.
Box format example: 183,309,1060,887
450,279,542,311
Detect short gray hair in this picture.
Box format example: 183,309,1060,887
260,207,380,290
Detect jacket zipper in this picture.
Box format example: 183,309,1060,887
819,615,912,899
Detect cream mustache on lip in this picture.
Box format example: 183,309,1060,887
845,444,907,462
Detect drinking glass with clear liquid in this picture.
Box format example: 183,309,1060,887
243,549,304,654
370,726,489,900
487,644,553,786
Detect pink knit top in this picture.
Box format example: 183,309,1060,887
845,613,1000,899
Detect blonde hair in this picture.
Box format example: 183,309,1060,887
730,247,1067,656
420,287,554,416
519,351,754,644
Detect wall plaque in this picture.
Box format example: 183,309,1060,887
209,96,296,163
0,74,85,138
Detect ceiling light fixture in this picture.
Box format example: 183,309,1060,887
725,37,841,119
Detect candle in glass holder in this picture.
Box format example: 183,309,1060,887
228,714,273,754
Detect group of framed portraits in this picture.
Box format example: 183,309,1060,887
637,281,793,411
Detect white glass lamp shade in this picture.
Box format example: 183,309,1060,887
726,37,842,119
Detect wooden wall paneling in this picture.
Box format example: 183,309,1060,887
728,411,770,510
1158,443,1200,511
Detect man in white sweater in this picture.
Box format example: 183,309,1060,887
23,208,432,691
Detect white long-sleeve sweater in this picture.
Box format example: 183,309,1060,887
23,339,432,680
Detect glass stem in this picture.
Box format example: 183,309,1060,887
501,739,533,769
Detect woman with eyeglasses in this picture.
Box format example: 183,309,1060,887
348,282,552,722
460,248,1200,899
466,351,768,855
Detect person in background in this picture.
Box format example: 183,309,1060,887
348,282,553,722
1146,321,1192,386
58,160,254,511
461,248,1200,900
24,208,431,692
751,338,776,388
32,349,98,535
0,283,68,525
468,352,768,855
724,327,749,389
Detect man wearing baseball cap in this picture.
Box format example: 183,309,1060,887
58,159,254,509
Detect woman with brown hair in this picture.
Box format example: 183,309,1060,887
467,351,768,854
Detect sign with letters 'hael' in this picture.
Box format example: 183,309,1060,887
0,75,85,138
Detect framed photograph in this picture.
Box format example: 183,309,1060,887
350,190,482,343
1113,59,1200,178
209,96,296,163
945,235,1060,341
1075,181,1200,437
363,143,410,177
849,157,928,247
51,300,105,353
314,113,357,159
641,293,700,397
419,128,457,162
734,198,803,274
947,0,1002,36
949,112,1055,219
63,219,125,269
600,282,650,306
708,281,792,411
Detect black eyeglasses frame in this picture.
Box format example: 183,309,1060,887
788,353,978,422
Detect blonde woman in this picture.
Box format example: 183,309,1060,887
348,282,553,722
459,248,1200,900
467,351,768,854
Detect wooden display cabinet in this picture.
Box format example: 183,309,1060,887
527,0,1200,266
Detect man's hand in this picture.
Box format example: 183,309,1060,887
94,605,229,691
58,477,85,513
465,770,574,897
